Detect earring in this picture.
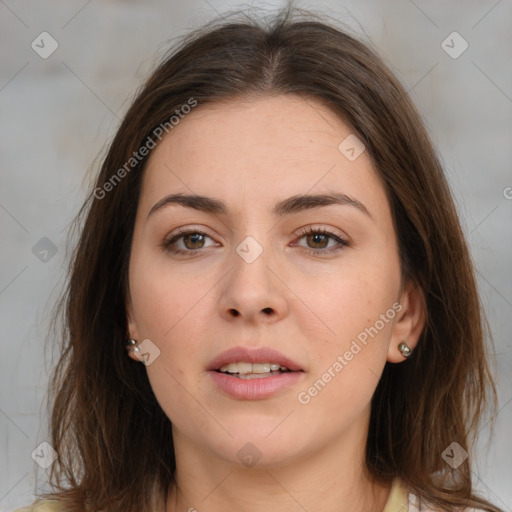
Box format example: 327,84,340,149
126,339,140,354
398,341,412,358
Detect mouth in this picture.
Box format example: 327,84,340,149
216,361,294,379
207,346,304,399
208,346,303,374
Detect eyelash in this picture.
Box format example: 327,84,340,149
160,226,350,257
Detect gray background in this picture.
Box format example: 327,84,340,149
1,0,511,511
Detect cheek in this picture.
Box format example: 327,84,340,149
295,286,394,424
129,250,211,341
131,264,212,427
293,259,399,406
145,365,213,438
294,259,400,344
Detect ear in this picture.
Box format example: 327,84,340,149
387,280,426,363
126,293,141,362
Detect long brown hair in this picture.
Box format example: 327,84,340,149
39,6,500,512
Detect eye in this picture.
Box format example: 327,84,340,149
161,227,219,255
160,225,350,257
293,226,350,256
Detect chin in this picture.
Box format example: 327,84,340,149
208,425,309,469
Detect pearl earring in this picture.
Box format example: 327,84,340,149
125,339,140,354
398,341,412,358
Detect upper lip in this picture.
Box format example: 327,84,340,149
208,346,303,372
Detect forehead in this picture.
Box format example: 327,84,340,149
140,94,387,219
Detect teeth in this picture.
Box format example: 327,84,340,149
238,372,280,379
225,363,238,374
253,363,271,373
219,362,290,374
236,362,253,374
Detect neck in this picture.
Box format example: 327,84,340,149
165,420,392,512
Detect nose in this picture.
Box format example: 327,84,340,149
217,241,289,325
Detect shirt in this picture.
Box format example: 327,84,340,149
12,479,485,511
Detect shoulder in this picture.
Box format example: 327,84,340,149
13,499,66,512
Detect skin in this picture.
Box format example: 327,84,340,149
126,94,425,512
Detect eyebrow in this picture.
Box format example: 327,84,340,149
147,192,371,219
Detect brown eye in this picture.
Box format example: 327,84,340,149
182,232,206,250
294,226,350,256
305,233,330,249
161,229,218,255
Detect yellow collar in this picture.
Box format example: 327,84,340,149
18,480,411,512
383,478,409,512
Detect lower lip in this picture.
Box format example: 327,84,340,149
209,370,305,400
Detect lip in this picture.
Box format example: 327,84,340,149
207,346,303,372
209,370,305,400
207,346,305,400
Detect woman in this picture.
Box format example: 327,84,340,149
15,6,501,512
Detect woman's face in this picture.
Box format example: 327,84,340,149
127,94,423,468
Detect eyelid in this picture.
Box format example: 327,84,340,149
294,224,349,241
168,225,215,239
